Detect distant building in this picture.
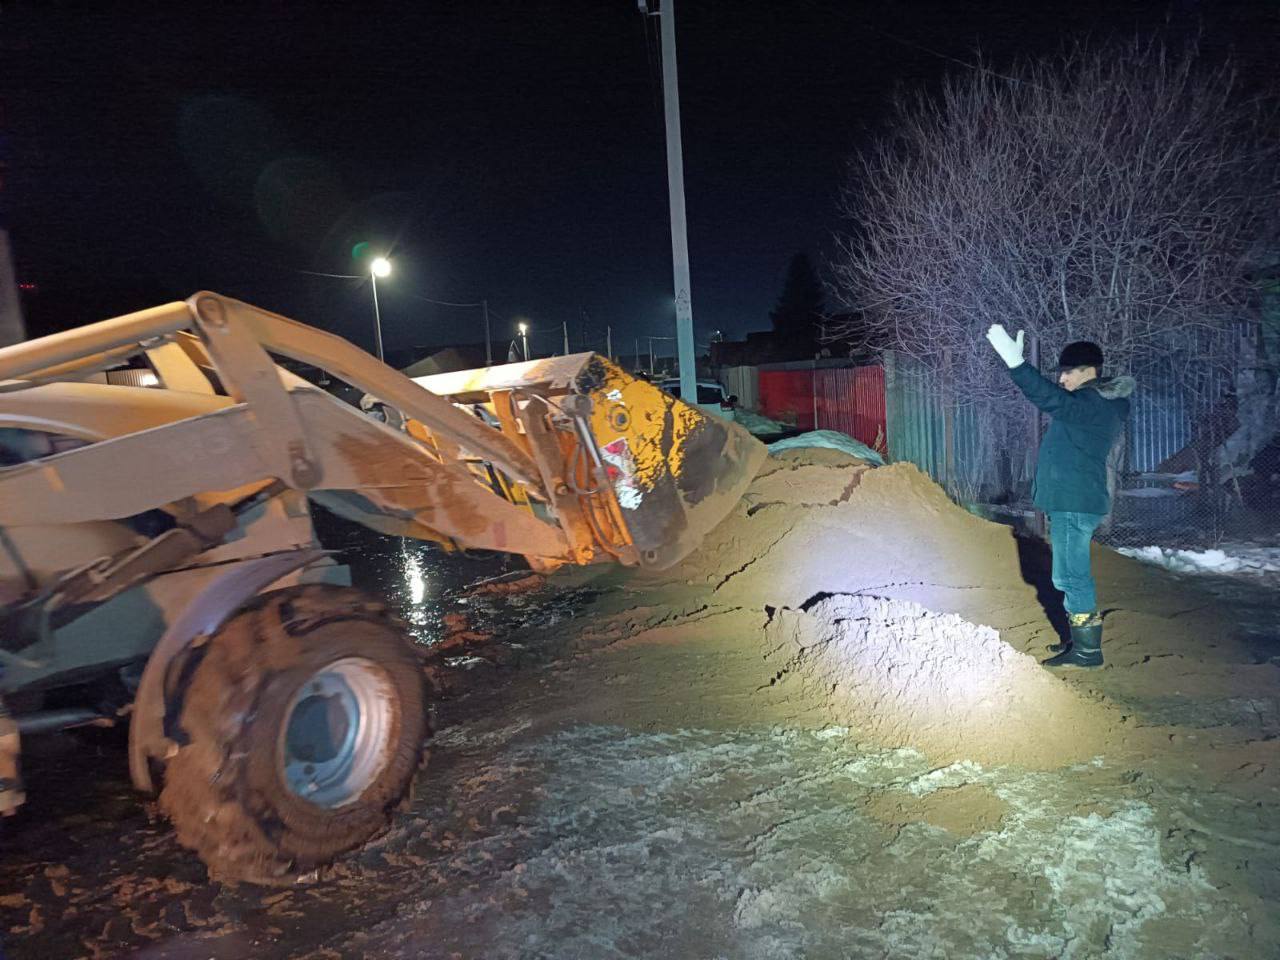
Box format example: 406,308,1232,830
710,313,879,368
397,344,490,378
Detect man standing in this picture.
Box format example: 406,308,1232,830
985,325,1135,667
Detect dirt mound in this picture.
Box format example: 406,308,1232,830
746,462,871,510
763,595,1116,767
674,462,1023,610
653,460,1129,768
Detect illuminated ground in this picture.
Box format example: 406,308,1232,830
3,463,1279,959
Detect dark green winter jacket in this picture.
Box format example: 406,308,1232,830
1009,362,1136,516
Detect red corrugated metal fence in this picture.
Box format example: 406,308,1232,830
758,369,817,430
756,364,886,451
816,365,885,450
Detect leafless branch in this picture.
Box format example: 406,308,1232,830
829,37,1279,426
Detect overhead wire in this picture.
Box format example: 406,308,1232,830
292,268,363,280
401,290,486,308
214,250,637,359
797,0,1050,91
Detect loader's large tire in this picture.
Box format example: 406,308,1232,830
159,585,429,885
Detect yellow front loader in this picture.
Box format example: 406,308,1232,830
0,292,764,883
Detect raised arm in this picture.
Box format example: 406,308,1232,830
1007,362,1094,419
984,324,1102,422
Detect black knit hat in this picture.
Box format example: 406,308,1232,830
1057,340,1103,370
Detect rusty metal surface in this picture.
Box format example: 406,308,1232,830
190,294,323,489
578,356,767,570
46,504,236,610
197,293,545,492
409,353,595,401
412,352,766,569
0,295,756,605
127,547,328,793
0,386,571,560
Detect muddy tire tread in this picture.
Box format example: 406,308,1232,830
158,585,428,885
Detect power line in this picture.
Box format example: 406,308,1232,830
247,256,493,310
401,290,485,308
293,268,363,280
799,1,1049,92
868,25,1049,90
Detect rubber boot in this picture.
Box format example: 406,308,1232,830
1043,612,1103,668
1046,611,1087,654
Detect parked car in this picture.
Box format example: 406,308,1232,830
658,378,738,422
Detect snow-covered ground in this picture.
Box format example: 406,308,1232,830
1118,543,1280,577
347,722,1256,959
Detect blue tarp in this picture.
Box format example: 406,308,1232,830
767,430,885,466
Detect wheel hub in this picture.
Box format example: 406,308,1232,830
280,658,394,808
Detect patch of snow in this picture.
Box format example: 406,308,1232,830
767,429,886,465
375,725,1256,960
1119,544,1280,576
1135,470,1198,483
900,760,988,796
813,726,850,740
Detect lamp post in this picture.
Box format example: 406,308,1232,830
370,256,391,362
517,321,529,361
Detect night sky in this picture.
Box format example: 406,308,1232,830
2,1,1272,362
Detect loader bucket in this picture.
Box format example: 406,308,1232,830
577,357,767,570
405,354,767,571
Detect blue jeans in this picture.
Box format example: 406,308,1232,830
1048,512,1105,614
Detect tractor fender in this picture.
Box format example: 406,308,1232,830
128,548,329,793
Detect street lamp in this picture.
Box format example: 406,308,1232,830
370,257,391,361
517,321,529,361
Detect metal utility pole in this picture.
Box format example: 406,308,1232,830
1,123,26,346
0,230,24,348
643,0,697,405
370,273,385,362
562,320,570,355
368,256,392,363
483,299,492,366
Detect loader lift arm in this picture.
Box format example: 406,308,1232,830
0,292,765,573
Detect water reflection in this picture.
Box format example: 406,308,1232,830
402,548,428,606
312,503,520,646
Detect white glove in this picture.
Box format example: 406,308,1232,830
985,324,1025,368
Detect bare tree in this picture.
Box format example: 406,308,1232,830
829,37,1278,484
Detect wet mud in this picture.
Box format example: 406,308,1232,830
4,465,1280,958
